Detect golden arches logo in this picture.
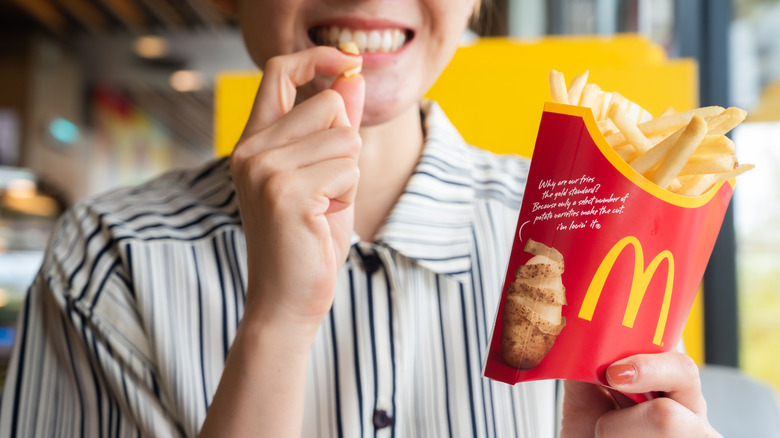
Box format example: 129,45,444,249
578,236,674,346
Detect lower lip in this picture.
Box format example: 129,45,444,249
358,44,410,68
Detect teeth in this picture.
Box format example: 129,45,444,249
338,28,352,45
314,26,407,53
380,30,393,52
367,30,381,52
354,31,368,53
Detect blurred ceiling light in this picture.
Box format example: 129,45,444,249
134,35,170,59
170,70,206,92
0,289,8,307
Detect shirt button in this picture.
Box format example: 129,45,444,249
362,253,382,275
372,409,393,429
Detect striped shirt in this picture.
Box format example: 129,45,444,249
0,101,557,437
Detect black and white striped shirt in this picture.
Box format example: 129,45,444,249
0,101,556,437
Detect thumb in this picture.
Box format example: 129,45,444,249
330,73,365,129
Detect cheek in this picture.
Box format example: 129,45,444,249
237,3,297,68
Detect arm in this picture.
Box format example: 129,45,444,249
199,47,364,437
0,233,180,436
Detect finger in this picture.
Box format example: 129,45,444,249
606,352,707,416
240,126,361,179
297,158,361,215
330,73,365,128
248,46,362,132
254,87,355,146
234,88,354,159
560,380,616,437
594,397,720,438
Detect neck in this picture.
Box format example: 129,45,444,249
353,102,425,242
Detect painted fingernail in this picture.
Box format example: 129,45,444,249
608,363,637,386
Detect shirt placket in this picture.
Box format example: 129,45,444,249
356,242,398,437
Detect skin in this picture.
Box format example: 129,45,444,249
200,0,722,436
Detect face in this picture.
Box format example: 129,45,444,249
227,0,477,126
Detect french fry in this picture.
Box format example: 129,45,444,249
549,70,569,104
338,42,362,77
604,131,629,148
579,83,600,110
650,116,708,189
678,154,737,176
567,71,589,105
696,135,736,155
608,101,654,153
604,106,725,147
615,144,640,162
677,166,753,197
628,126,686,175
597,119,619,137
593,90,608,121
547,70,753,197
668,178,683,192
659,107,677,117
677,174,720,197
706,107,748,135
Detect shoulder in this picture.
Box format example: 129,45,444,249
41,158,239,296
71,157,239,242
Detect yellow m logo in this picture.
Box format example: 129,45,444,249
578,236,674,346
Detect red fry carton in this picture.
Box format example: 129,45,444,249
483,103,734,403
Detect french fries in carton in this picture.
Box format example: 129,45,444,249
483,71,753,403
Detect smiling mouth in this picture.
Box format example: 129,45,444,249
309,25,413,54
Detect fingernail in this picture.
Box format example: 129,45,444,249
608,363,637,386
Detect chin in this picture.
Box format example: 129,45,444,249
359,81,420,128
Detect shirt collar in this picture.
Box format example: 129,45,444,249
366,100,478,279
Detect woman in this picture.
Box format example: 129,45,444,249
1,0,721,436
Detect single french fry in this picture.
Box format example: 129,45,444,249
604,131,629,148
615,144,640,162
677,174,719,197
629,126,686,175
598,119,619,137
338,42,362,77
695,135,736,155
679,154,737,176
610,92,630,113
676,165,753,197
567,71,589,105
641,106,723,135
659,107,677,117
593,90,608,120
706,107,748,135
650,116,708,188
716,163,755,180
648,135,670,146
609,101,654,153
668,178,683,192
606,106,725,147
549,70,568,104
580,83,600,111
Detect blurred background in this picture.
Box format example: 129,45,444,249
0,0,778,409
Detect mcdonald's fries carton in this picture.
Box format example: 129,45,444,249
483,103,734,403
